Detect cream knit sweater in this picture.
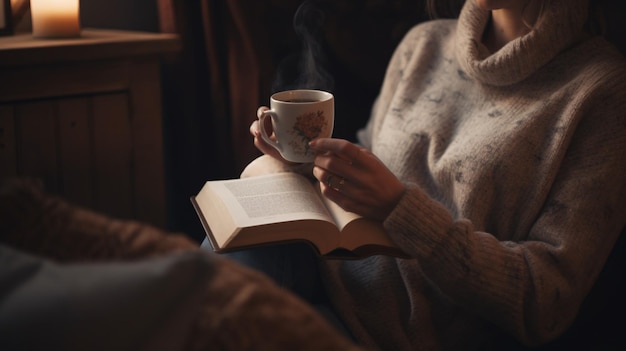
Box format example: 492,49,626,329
320,0,626,350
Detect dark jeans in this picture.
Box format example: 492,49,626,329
200,239,354,340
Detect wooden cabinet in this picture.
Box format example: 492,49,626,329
0,29,180,227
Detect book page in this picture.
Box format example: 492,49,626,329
319,188,401,254
320,194,362,231
210,173,335,228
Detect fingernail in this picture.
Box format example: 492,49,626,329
309,140,317,147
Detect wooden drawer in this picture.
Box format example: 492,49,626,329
0,29,181,227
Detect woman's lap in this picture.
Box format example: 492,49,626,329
200,238,354,340
201,239,323,301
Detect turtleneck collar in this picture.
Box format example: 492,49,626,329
455,0,589,86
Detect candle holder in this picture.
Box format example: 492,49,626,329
30,0,81,38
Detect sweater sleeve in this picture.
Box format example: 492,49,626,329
383,67,626,346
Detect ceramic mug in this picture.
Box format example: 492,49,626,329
259,89,334,163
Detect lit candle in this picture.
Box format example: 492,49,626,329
31,0,81,38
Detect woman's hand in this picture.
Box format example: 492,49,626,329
250,106,299,165
309,138,406,221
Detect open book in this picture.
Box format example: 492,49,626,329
191,172,407,259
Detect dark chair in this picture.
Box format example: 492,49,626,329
492,226,626,351
544,226,626,350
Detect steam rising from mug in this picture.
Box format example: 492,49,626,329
272,0,335,93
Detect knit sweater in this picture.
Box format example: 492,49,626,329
320,1,626,350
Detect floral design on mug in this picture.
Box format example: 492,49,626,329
289,110,328,156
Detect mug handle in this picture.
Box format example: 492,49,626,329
258,110,282,153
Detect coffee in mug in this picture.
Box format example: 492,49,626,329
258,89,334,163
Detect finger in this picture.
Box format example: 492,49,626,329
313,166,343,189
313,153,358,185
313,166,359,198
309,138,351,156
257,106,269,118
251,120,274,152
316,166,398,219
251,120,279,157
312,166,330,185
253,107,273,137
250,120,260,137
254,109,279,143
313,145,375,189
310,138,365,166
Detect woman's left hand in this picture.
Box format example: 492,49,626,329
309,138,405,221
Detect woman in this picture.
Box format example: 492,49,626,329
242,0,626,349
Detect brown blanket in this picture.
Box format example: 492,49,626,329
0,178,362,351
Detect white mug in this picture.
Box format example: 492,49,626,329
259,89,334,163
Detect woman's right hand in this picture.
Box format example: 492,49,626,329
250,106,299,165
